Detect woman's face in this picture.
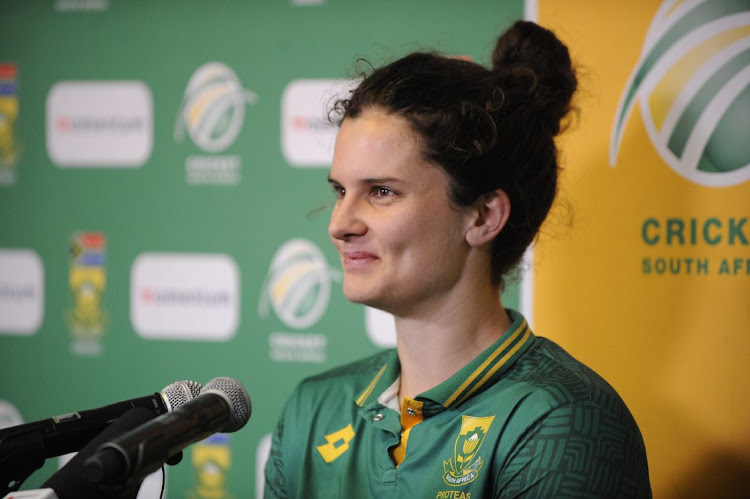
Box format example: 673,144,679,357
328,110,475,316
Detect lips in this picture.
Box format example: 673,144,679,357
342,251,379,268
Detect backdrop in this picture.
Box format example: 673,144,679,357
0,1,525,497
1,1,748,498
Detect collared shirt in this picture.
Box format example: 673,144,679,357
264,310,651,498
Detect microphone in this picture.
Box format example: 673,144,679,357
0,380,201,497
0,380,202,460
82,377,251,487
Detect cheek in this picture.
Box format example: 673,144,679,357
395,215,464,261
377,197,468,260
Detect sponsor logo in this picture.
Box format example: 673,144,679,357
611,1,750,187
316,423,355,463
0,400,23,429
131,252,239,341
255,434,272,499
174,62,257,185
46,81,152,167
0,249,44,335
189,433,232,499
281,79,355,167
258,239,340,330
67,232,108,355
365,306,397,347
442,415,495,486
0,63,19,184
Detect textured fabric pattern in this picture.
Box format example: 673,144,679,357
264,310,651,498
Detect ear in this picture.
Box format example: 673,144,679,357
465,189,510,247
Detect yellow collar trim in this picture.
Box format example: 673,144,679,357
444,320,530,407
453,325,532,407
356,363,388,407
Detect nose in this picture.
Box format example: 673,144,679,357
329,197,367,241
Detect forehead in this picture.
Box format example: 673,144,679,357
330,111,427,180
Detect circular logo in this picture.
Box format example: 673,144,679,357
258,239,339,330
174,62,258,153
611,3,750,187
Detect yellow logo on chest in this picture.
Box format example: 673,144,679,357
442,415,495,486
316,424,355,463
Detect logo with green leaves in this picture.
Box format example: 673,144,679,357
610,0,750,187
443,415,495,486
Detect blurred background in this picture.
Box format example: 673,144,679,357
1,0,748,497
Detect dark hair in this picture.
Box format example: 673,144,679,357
332,20,577,288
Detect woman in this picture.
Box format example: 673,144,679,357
265,20,651,498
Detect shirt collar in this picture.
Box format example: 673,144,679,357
355,309,535,412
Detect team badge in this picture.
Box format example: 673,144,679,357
0,63,19,184
188,433,232,499
67,231,109,355
442,415,495,486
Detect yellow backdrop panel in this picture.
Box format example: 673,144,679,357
536,1,750,497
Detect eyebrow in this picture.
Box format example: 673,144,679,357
327,176,404,186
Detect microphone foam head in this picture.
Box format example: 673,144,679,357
161,380,203,411
202,377,251,432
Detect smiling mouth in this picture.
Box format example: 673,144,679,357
342,252,379,268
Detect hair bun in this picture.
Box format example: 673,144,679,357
491,20,577,134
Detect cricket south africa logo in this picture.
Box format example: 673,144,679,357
443,415,495,486
258,239,341,330
610,0,750,187
174,62,257,153
174,62,257,185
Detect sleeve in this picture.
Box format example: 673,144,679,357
263,413,289,499
495,401,651,498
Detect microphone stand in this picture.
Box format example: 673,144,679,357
0,403,140,495
40,408,165,499
0,427,47,496
84,450,183,499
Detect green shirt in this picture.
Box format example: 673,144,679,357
264,310,651,498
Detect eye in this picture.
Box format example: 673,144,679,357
331,184,345,198
371,186,394,198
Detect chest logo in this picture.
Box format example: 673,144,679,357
443,415,495,486
316,423,355,463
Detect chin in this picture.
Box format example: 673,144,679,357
343,284,385,309
343,289,376,306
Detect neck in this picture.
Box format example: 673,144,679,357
394,287,511,405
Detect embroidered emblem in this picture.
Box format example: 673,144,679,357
443,415,495,486
316,423,355,463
